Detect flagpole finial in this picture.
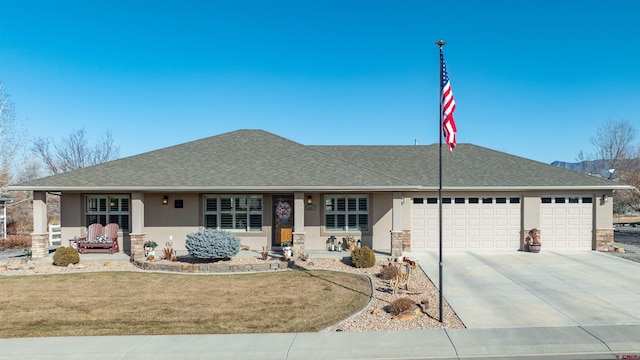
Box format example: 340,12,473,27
436,39,446,47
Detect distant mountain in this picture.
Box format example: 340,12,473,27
550,159,613,178
550,161,587,173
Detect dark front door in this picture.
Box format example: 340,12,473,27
272,195,294,247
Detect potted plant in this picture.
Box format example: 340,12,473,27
144,240,159,258
525,229,541,253
282,241,292,257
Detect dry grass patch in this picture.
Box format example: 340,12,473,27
0,270,371,338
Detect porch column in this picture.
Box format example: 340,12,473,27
129,192,146,260
31,191,49,258
390,192,403,257
292,192,305,257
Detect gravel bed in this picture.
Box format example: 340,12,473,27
301,258,465,332
608,225,640,263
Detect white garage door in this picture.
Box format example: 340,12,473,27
411,196,521,251
540,196,593,249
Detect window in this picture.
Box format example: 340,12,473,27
426,197,438,204
468,197,479,204
582,197,593,203
85,195,130,232
325,195,368,232
203,195,263,232
509,197,520,204
442,197,452,204
555,197,566,204
569,197,579,204
482,197,493,204
413,198,424,204
496,197,507,204
455,197,465,204
541,197,552,203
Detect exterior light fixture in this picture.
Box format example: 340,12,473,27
357,239,362,248
307,195,313,205
162,195,169,205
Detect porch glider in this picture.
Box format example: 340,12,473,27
77,223,120,254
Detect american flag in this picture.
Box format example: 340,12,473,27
440,48,457,152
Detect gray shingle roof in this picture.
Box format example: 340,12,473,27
10,129,628,192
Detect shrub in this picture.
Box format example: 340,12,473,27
388,297,416,316
0,234,31,249
185,229,240,260
53,246,80,267
379,262,400,280
350,246,376,268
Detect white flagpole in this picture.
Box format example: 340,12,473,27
435,39,446,323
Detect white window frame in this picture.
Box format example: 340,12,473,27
85,195,130,232
203,195,263,232
324,195,369,232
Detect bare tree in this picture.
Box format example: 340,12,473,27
32,128,120,175
590,118,636,172
580,119,640,213
616,145,640,212
0,82,24,195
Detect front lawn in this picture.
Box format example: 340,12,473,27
0,270,371,338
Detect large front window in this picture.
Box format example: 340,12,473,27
85,195,130,231
324,195,369,232
204,195,263,232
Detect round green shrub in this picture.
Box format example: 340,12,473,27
350,246,376,268
185,229,240,260
53,246,80,267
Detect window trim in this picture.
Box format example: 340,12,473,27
203,195,263,232
84,194,130,232
324,194,369,233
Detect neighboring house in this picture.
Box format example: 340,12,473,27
9,129,632,258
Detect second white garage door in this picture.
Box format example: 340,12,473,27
540,196,593,250
411,196,521,251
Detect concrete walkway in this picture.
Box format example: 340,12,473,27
1,325,640,359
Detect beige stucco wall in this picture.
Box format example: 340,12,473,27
371,192,392,251
55,189,614,255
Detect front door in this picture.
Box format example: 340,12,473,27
272,195,294,247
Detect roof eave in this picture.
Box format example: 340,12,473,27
8,184,633,193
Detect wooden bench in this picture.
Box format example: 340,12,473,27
77,223,120,254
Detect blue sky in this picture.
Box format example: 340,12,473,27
1,0,638,165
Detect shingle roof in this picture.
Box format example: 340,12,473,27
10,129,629,192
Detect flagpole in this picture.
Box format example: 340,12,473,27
436,39,446,323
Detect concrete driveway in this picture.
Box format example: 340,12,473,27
411,251,640,328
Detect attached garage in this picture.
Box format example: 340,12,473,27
411,195,521,251
540,196,593,250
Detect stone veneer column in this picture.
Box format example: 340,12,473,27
391,231,403,257
292,232,305,257
595,228,614,252
31,233,49,258
401,230,411,252
129,233,146,261
31,191,49,258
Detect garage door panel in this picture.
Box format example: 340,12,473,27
411,196,521,251
540,198,592,250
